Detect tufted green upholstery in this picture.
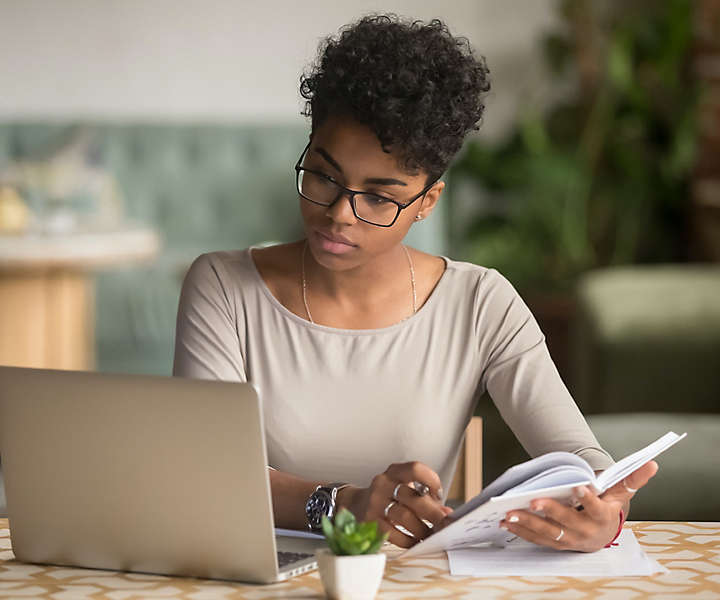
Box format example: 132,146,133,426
573,265,720,520
0,122,448,376
573,265,720,415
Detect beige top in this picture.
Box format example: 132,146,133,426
173,247,614,499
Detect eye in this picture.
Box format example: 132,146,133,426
317,172,338,185
364,194,394,205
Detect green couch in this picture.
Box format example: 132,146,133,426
0,121,448,377
475,264,720,521
576,265,720,520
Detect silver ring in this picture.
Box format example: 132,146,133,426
384,500,397,519
554,528,564,542
412,481,430,496
392,483,403,501
622,478,638,493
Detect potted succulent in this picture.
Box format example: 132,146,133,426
316,508,390,600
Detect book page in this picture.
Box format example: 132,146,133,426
450,451,593,520
400,482,590,558
502,464,595,496
596,432,687,491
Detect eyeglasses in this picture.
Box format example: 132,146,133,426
294,142,437,227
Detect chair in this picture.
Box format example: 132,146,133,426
447,416,483,506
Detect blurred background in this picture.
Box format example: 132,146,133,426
0,0,718,520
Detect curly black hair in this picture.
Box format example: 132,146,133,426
300,14,491,182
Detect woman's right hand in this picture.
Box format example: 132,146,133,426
336,461,454,548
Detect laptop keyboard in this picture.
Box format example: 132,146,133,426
277,550,313,568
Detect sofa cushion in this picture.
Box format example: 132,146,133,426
574,265,720,414
587,412,720,521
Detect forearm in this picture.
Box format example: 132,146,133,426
268,467,359,530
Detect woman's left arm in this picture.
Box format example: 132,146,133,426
476,270,658,551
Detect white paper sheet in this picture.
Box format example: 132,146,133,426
446,529,668,577
275,527,325,539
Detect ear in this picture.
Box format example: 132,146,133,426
415,181,445,221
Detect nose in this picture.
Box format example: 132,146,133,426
325,190,357,225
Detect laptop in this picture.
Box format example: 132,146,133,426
0,366,328,583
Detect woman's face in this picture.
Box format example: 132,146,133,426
298,115,443,271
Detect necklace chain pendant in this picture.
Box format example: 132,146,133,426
301,240,417,325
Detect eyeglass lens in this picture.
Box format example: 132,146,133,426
298,170,398,226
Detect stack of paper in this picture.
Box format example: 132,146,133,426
446,529,667,577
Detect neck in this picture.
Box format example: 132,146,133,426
302,241,414,315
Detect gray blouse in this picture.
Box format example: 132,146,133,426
172,247,614,500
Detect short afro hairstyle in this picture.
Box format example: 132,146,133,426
300,14,490,182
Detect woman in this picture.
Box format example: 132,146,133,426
173,14,657,551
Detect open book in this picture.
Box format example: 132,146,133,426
400,431,687,558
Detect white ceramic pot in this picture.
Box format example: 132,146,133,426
315,548,387,600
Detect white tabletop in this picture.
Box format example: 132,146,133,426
0,223,161,270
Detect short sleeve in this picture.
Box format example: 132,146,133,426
172,253,247,382
478,270,615,472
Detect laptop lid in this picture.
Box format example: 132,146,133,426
0,366,283,583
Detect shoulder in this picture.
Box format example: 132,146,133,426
441,257,514,296
438,258,531,322
184,248,253,287
183,242,303,304
250,241,303,280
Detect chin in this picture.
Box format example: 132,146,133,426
307,242,360,272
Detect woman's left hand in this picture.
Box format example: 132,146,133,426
499,461,658,552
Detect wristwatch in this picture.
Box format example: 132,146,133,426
305,482,350,532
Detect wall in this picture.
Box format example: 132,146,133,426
0,0,559,141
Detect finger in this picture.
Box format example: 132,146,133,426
383,500,432,541
378,518,419,549
529,497,586,532
500,516,573,550
394,484,448,528
385,462,443,501
574,485,619,521
602,461,659,502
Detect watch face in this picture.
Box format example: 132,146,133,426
306,489,333,529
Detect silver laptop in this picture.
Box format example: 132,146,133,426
0,366,327,583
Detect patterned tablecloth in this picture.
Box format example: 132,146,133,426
1,520,718,599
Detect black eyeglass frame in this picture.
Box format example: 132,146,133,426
294,142,439,228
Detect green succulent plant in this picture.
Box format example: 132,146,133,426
321,508,389,556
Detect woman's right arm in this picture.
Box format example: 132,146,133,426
172,255,335,529
173,254,450,544
173,253,247,381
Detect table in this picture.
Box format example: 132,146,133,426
0,520,718,599
0,225,159,370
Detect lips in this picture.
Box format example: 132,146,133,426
315,230,356,246
313,229,357,255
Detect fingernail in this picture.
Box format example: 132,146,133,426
576,486,586,498
508,515,519,523
499,523,508,530
437,487,444,499
532,502,544,511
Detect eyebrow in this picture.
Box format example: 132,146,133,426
314,146,408,187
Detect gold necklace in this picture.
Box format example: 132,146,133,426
301,240,417,325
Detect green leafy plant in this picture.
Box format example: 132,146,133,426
448,0,699,294
321,508,389,555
